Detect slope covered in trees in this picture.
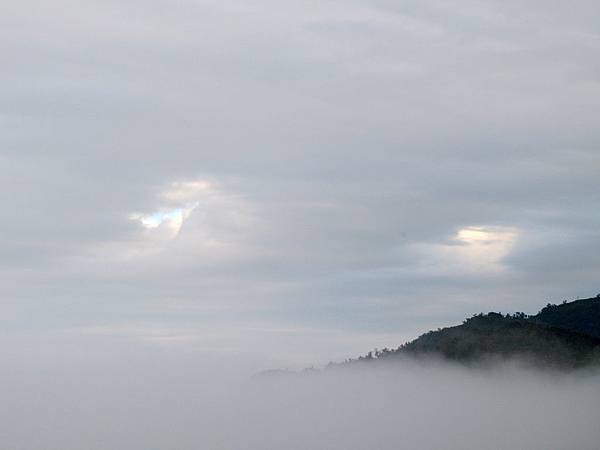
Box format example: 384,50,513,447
351,296,600,369
532,296,600,338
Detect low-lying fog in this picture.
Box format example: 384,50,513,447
2,341,599,450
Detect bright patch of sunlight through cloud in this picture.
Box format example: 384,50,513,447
132,204,198,230
449,225,519,274
415,226,519,276
129,179,214,239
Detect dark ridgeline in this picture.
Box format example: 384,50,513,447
257,295,600,377
532,296,600,338
345,295,600,370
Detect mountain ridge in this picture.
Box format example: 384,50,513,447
347,295,600,369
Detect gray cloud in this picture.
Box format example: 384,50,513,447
1,0,599,362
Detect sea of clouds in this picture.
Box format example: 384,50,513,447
2,342,599,450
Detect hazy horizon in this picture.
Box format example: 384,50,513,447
3,349,600,449
2,1,600,447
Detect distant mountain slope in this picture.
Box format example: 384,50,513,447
352,296,600,369
391,313,600,368
262,295,600,376
532,296,600,338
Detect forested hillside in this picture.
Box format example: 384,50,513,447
349,296,600,369
532,296,600,338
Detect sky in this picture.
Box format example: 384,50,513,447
2,0,600,367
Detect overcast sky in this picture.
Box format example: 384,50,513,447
2,0,599,366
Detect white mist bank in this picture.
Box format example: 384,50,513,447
1,343,599,450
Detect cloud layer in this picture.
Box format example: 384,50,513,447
1,0,599,364
2,343,600,450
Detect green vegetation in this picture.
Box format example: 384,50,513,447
532,296,600,338
351,295,600,369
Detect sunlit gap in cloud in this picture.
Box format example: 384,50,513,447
129,179,213,240
134,203,199,230
451,225,519,274
414,225,519,276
